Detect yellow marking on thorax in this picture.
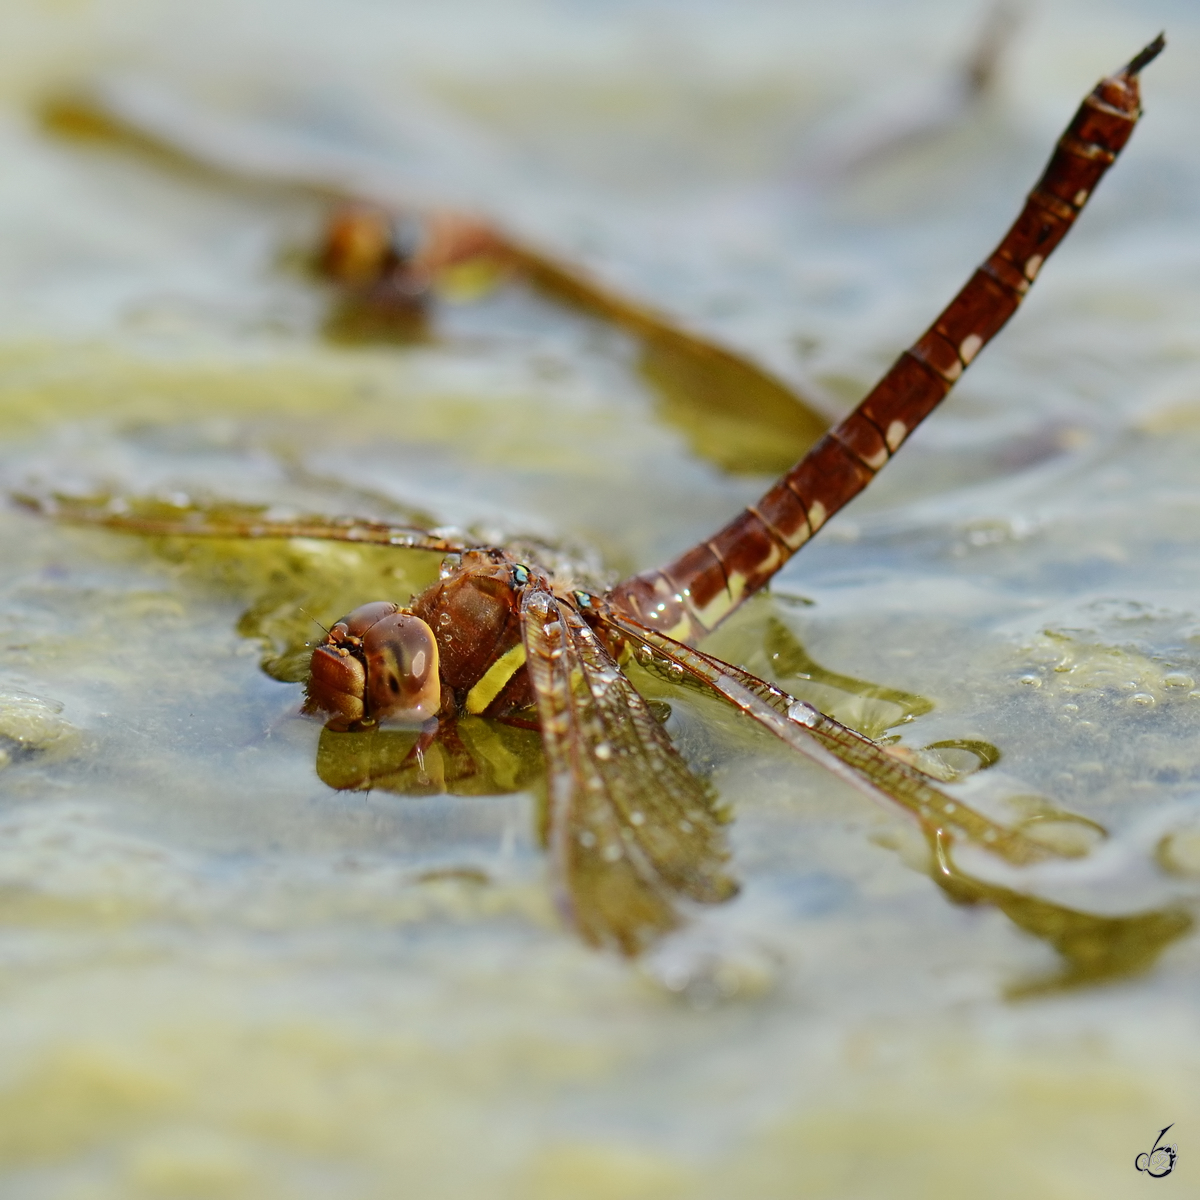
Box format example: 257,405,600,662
464,641,528,714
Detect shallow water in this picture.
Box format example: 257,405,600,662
1,0,1199,1196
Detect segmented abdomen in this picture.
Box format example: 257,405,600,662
610,38,1161,643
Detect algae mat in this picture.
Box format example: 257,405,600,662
0,1,1198,1196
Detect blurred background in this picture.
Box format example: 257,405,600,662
0,1,1197,1197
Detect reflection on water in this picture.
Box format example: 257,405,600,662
932,833,1194,998
763,612,935,737
316,717,543,796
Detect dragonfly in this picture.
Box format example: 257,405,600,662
43,77,829,477
25,38,1174,970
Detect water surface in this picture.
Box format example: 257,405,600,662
0,1,1198,1196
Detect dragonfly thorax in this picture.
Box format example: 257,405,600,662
411,549,535,715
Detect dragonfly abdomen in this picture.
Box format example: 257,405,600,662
610,36,1162,645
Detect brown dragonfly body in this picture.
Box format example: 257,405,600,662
310,37,1158,725
612,39,1162,643
27,40,1166,956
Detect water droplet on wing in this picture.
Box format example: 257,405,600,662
786,700,820,727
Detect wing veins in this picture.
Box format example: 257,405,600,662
521,588,735,954
18,493,468,554
604,609,1053,867
558,606,734,901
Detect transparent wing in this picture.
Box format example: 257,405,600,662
603,608,1052,867
604,611,1198,991
521,587,737,954
16,491,469,554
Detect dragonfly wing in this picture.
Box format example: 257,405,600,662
521,587,737,954
15,492,468,554
603,608,1052,868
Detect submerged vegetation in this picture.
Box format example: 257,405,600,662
0,2,1197,1194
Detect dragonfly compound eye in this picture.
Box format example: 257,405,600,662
333,601,401,639
361,612,442,722
308,602,400,722
307,602,441,724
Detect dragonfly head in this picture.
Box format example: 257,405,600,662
308,601,441,724
319,204,399,287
